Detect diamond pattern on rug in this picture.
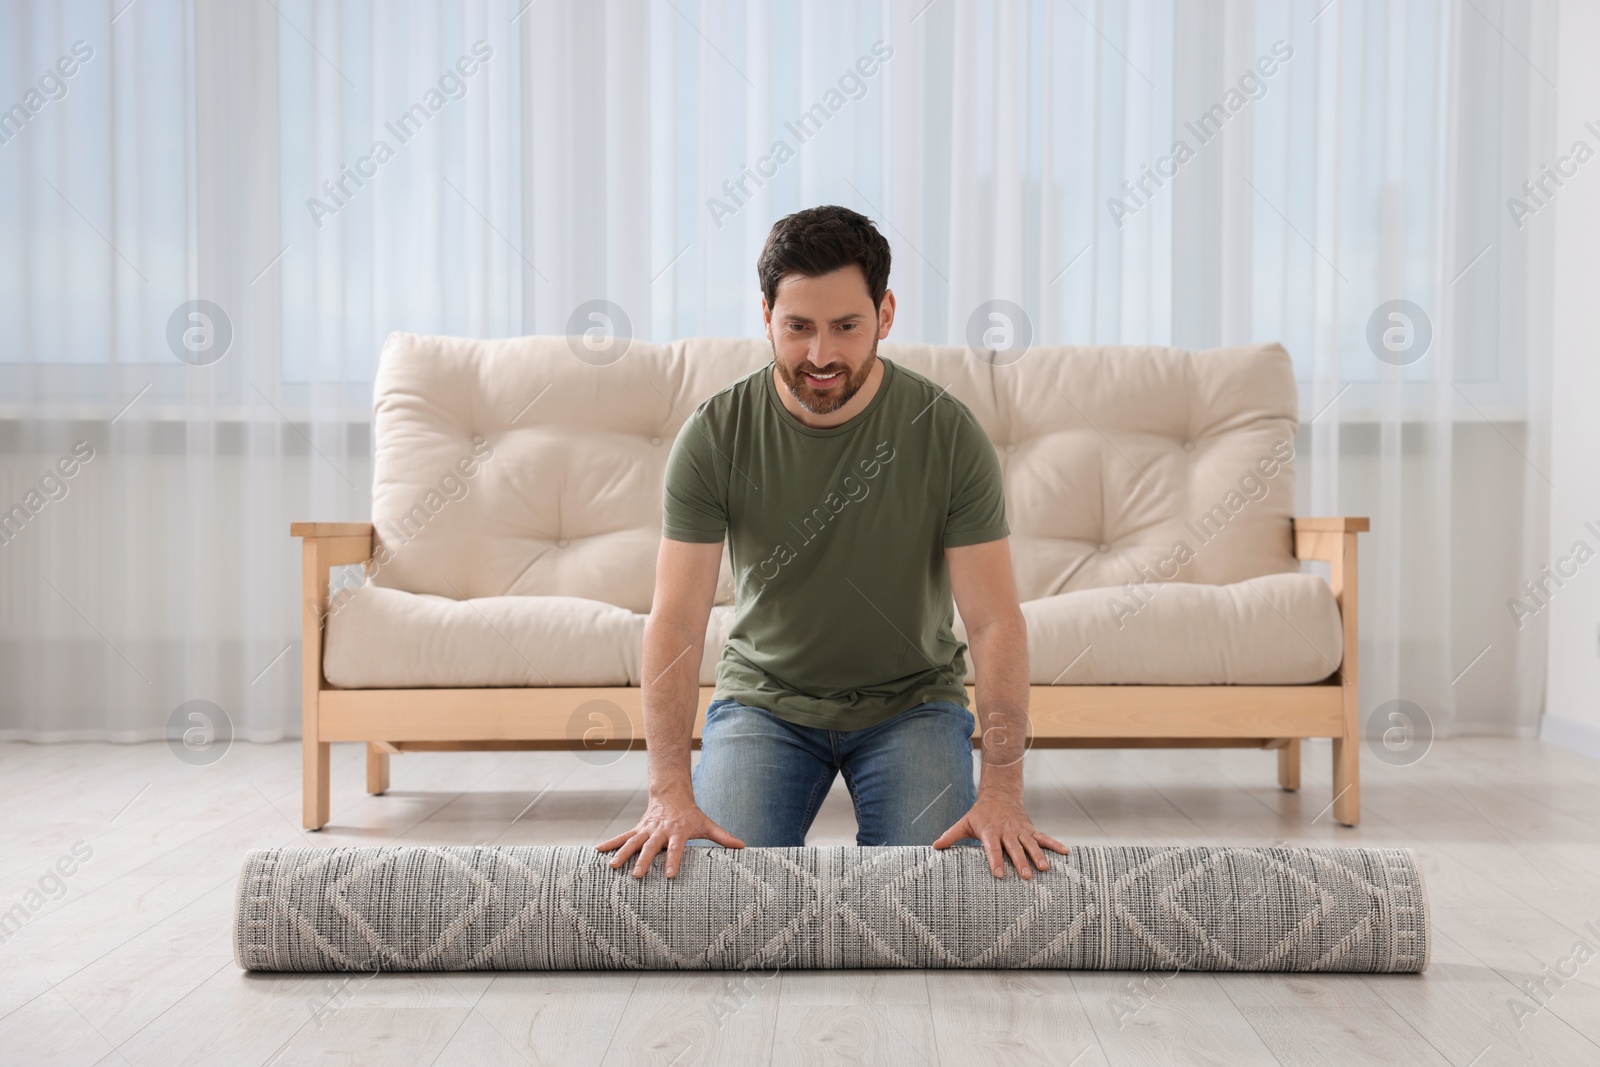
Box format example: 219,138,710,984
233,843,1429,973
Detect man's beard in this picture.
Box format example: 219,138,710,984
774,335,879,415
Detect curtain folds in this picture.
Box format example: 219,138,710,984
0,0,1556,743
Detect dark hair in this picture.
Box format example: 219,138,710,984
757,205,892,314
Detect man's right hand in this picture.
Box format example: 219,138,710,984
593,789,744,879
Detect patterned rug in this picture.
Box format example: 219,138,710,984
234,844,1429,973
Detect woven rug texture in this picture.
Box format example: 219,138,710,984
233,843,1429,973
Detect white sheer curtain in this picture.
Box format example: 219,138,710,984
0,0,1555,743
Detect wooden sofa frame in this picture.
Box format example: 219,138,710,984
291,517,1368,831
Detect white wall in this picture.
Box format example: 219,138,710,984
1540,1,1600,756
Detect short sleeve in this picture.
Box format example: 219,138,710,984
943,409,1010,548
661,408,728,543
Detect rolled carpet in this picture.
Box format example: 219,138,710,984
233,843,1429,973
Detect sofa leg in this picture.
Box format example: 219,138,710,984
367,743,390,795
304,740,330,831
1277,739,1300,792
1332,737,1360,826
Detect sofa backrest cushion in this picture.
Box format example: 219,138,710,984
369,332,1300,613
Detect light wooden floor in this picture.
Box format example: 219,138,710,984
3,736,1600,1066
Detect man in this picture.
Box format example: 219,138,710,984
595,205,1069,881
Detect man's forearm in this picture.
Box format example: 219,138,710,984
967,614,1030,799
640,618,702,797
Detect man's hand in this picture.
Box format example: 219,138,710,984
594,789,744,879
931,790,1070,879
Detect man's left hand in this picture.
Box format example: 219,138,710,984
932,791,1070,879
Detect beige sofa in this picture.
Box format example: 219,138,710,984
292,332,1367,831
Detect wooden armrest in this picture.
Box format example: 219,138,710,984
1292,517,1361,675
291,522,376,538
1294,518,1366,569
292,522,372,570
1292,517,1370,533
296,522,375,744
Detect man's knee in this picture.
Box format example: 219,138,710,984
846,701,979,847
692,703,830,848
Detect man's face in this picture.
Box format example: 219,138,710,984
765,265,884,415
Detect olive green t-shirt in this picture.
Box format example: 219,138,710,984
661,355,1010,731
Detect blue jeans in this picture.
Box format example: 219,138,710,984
687,697,982,848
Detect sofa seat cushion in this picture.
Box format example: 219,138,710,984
322,584,733,689
325,573,1340,690
953,572,1341,685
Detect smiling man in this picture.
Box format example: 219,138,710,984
595,205,1069,881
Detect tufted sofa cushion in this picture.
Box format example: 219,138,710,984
322,577,1341,688
323,331,1337,689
